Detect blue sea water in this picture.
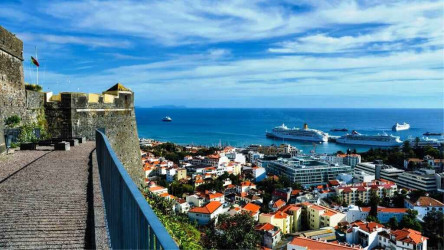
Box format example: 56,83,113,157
135,108,444,154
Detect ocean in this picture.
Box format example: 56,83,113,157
135,108,443,154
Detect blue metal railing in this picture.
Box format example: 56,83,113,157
95,129,178,250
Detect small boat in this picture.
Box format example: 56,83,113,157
330,128,348,132
423,132,444,136
162,116,172,122
392,122,410,131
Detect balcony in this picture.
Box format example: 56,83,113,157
96,130,178,249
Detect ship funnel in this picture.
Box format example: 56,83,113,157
303,123,308,129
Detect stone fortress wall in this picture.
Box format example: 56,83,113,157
45,86,144,183
0,25,142,184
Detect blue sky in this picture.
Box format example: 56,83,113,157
1,0,443,108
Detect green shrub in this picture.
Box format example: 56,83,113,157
25,83,43,92
18,123,39,143
5,115,21,128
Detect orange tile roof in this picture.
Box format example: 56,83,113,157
208,193,224,199
243,203,261,213
255,223,275,231
273,199,286,208
189,201,222,214
323,210,337,217
149,186,166,192
289,237,358,249
159,193,169,197
291,190,301,195
378,207,408,213
310,204,326,211
274,211,288,219
241,181,256,187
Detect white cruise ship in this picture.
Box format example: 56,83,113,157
392,122,410,131
266,123,329,142
336,131,402,147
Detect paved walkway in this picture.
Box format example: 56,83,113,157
0,142,96,249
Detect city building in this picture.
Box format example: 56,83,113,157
378,228,428,250
397,169,438,192
252,166,266,182
266,156,352,186
345,221,385,249
175,168,187,181
335,180,397,205
354,162,404,183
237,181,256,193
404,196,444,221
353,171,375,183
255,223,282,249
303,203,346,230
174,198,190,213
259,204,302,234
148,185,168,196
188,201,223,225
346,206,407,223
242,203,261,221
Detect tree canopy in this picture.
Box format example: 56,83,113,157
203,213,260,249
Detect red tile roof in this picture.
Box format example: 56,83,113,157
410,196,444,207
208,193,224,199
392,228,428,245
189,201,222,214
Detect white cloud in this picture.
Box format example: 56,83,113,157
17,33,131,48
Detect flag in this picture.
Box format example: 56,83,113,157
31,56,39,67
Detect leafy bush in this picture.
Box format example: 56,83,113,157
25,83,43,92
143,189,202,250
18,123,39,143
4,115,21,128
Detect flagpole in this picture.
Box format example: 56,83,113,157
35,46,39,85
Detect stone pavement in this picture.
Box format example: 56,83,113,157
0,142,96,249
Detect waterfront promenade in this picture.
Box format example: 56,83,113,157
0,142,100,249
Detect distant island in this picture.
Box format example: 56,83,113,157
150,105,187,109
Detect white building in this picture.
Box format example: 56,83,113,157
186,194,205,207
345,221,385,249
397,169,437,192
353,171,375,183
404,196,444,221
378,228,428,250
174,198,190,213
188,201,223,225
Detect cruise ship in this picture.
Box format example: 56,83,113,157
406,137,443,148
336,131,402,147
392,122,410,131
266,123,329,142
